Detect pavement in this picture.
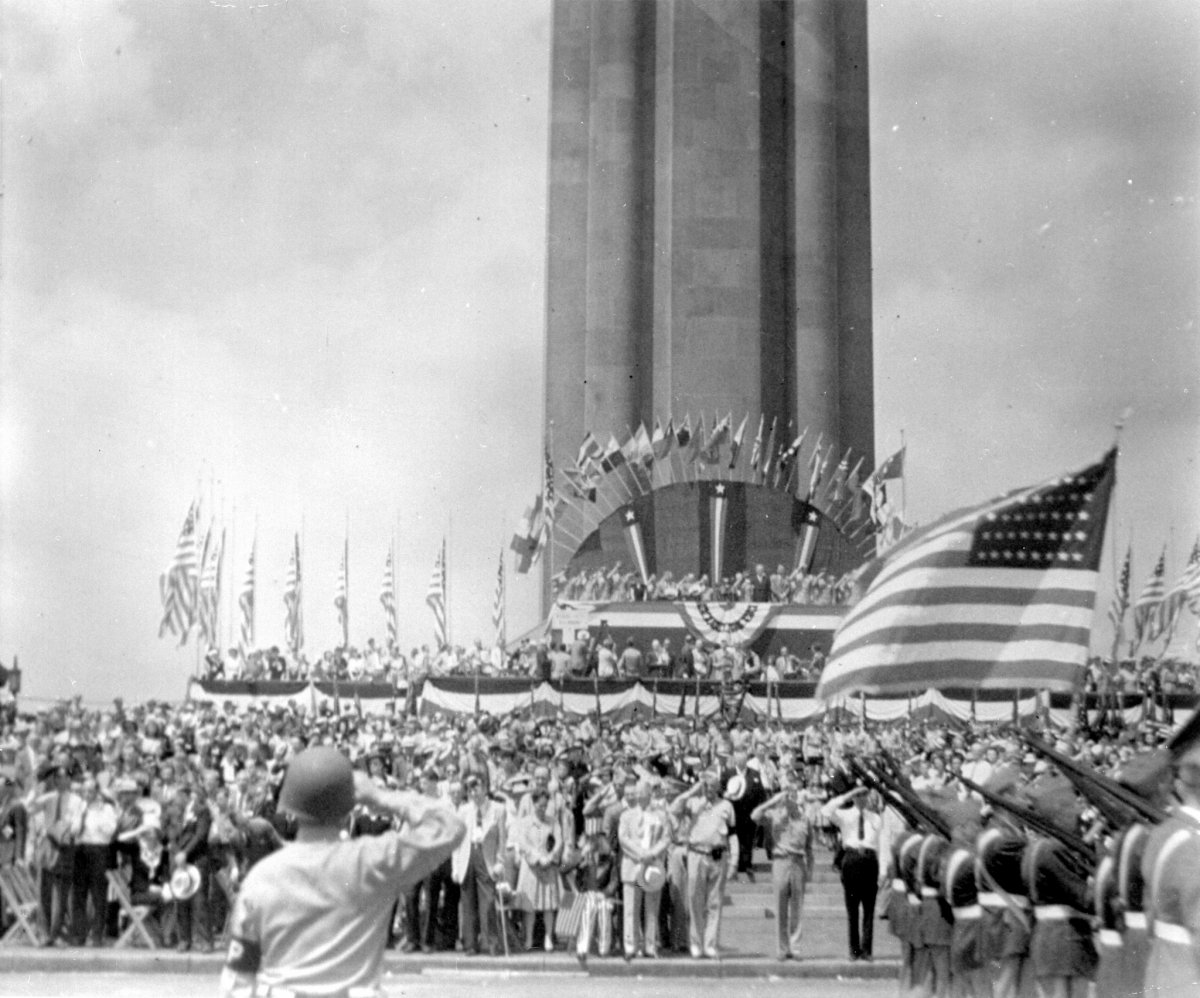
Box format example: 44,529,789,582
0,972,899,998
0,845,901,981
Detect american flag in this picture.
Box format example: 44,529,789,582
238,543,255,655
1107,544,1131,653
334,536,349,646
283,533,304,660
1160,538,1200,639
197,527,224,649
158,502,199,645
379,547,397,649
815,449,1116,700
1132,548,1167,650
491,547,506,651
426,539,447,649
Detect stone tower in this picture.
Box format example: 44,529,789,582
542,0,873,605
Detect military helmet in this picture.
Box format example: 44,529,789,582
279,746,355,825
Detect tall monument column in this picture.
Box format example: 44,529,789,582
542,0,873,606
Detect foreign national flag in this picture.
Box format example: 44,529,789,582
335,536,349,646
1107,544,1131,650
728,414,749,471
675,414,693,451
748,415,765,474
805,436,827,498
197,526,225,650
652,417,675,460
775,428,808,489
632,423,654,466
492,547,506,650
601,434,627,472
379,547,398,648
238,542,255,655
544,449,558,524
577,432,603,471
158,502,200,645
815,448,1117,700
510,494,546,574
618,503,652,584
870,446,906,484
824,450,852,504
759,418,778,484
426,539,448,649
283,533,304,660
1132,548,1167,648
700,413,731,465
686,414,707,465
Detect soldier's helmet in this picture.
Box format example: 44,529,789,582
279,747,356,826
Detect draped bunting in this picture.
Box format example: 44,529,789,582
187,677,1194,729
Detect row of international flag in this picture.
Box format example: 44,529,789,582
510,413,909,574
157,507,508,655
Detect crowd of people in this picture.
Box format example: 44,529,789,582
553,562,857,606
0,663,1196,990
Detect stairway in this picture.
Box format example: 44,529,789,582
715,844,901,960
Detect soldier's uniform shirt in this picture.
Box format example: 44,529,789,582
1141,805,1200,997
226,832,446,996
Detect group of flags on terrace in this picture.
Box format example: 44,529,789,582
512,415,911,577
158,514,487,656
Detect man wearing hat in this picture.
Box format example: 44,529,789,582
672,771,736,959
220,746,464,998
617,778,670,959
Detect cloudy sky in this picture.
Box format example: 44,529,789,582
1,0,1196,706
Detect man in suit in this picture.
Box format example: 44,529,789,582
618,779,670,959
172,783,214,952
724,750,764,882
453,774,508,956
750,564,772,603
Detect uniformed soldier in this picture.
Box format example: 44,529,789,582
1141,733,1200,996
915,832,953,998
883,828,922,993
941,800,990,998
1022,776,1097,998
219,747,465,998
977,816,1035,998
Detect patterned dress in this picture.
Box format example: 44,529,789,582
515,810,562,912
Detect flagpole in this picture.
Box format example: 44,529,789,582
344,510,350,649
548,421,556,604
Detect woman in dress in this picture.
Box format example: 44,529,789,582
515,789,563,951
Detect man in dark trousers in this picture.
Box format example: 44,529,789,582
750,564,772,603
820,785,882,960
723,749,764,882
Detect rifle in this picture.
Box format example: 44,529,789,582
957,774,1094,861
1016,731,1166,825
846,755,952,839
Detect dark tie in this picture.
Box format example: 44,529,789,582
858,809,864,841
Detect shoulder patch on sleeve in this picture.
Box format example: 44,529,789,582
225,936,262,974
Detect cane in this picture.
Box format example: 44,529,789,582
496,883,511,958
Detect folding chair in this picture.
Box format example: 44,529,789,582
0,863,45,946
106,870,159,949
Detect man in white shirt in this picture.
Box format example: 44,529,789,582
820,785,883,961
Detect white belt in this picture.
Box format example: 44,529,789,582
255,988,379,998
891,878,907,892
953,904,982,920
1124,911,1147,930
921,886,939,898
979,891,1029,909
1097,929,1123,947
1153,921,1193,945
908,895,922,906
1035,905,1086,921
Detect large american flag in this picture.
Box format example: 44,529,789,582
816,449,1116,700
379,547,397,649
158,502,199,645
197,527,224,649
426,539,447,649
